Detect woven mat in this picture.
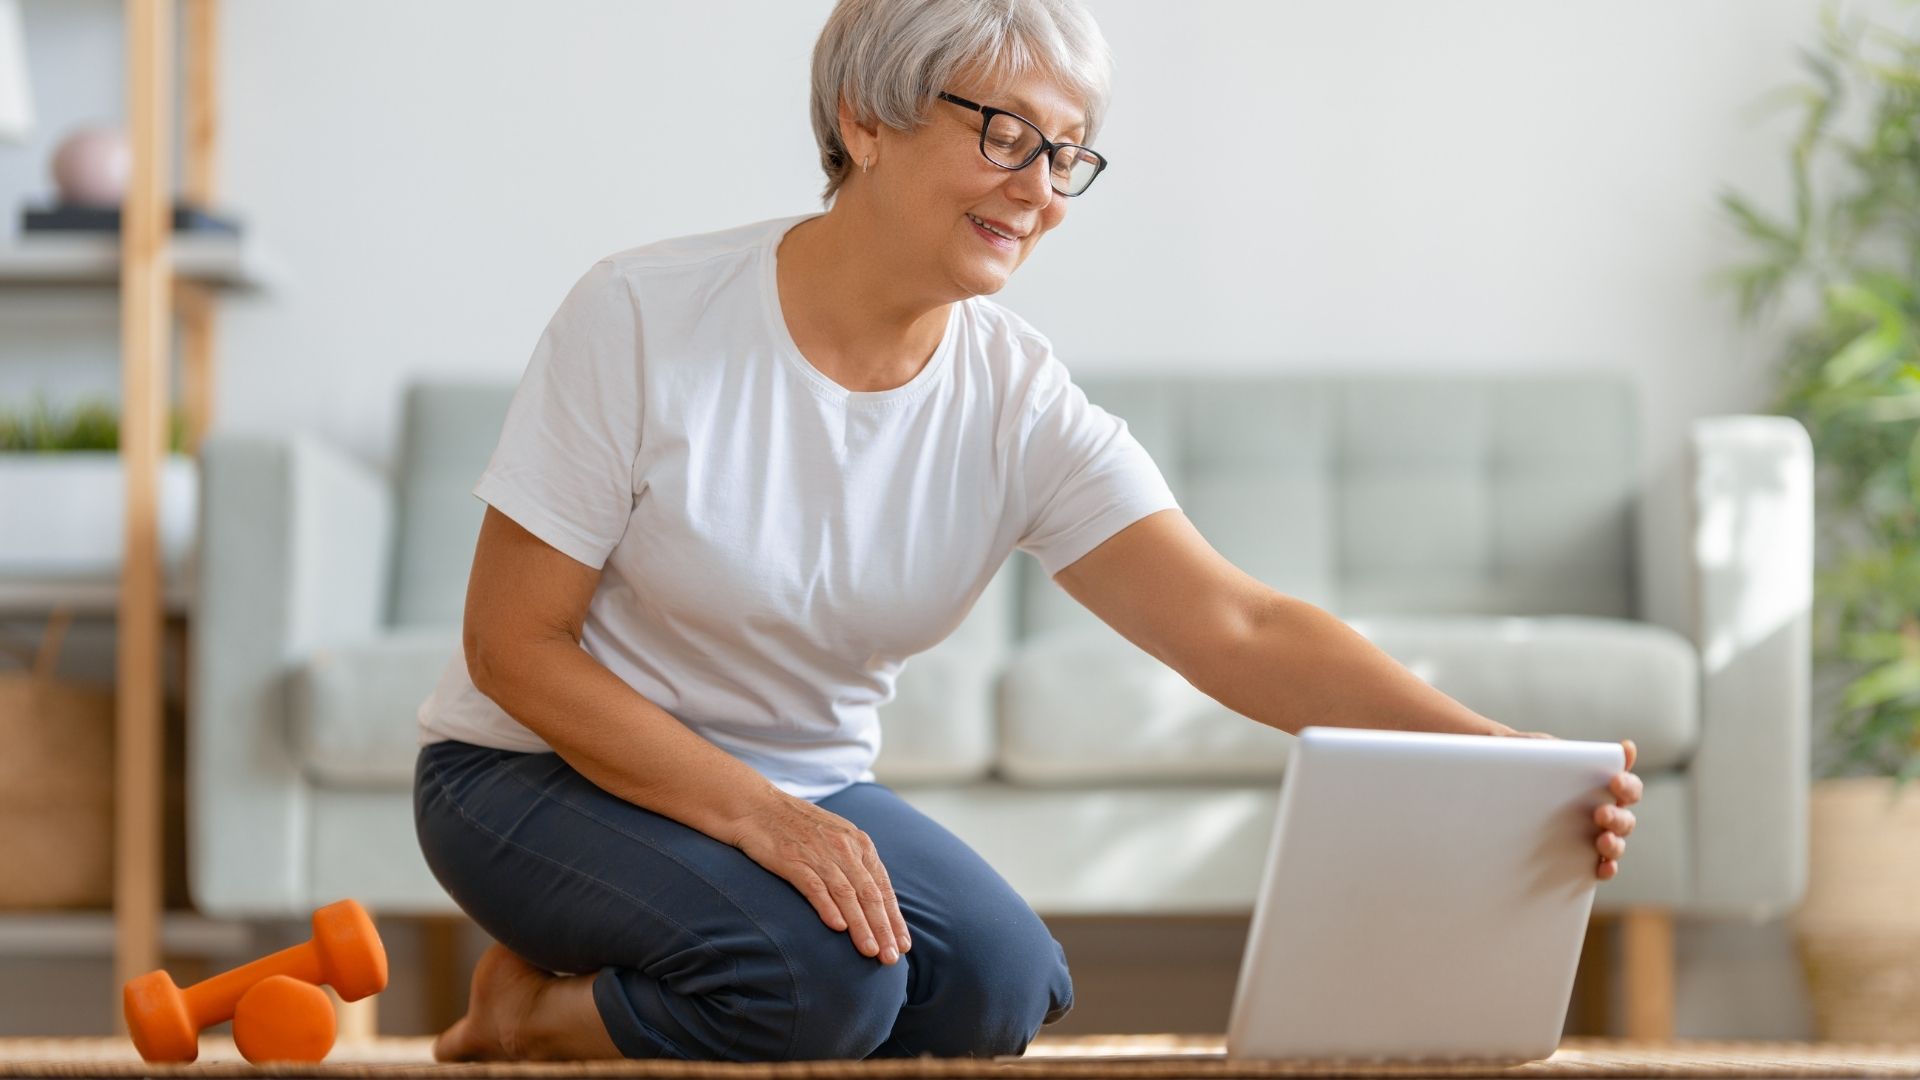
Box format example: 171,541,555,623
1,1035,1918,1078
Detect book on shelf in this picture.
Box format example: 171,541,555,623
20,202,243,236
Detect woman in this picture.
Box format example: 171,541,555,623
414,0,1643,1063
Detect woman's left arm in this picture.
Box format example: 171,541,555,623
1052,508,1641,880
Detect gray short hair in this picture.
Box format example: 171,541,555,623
808,0,1114,205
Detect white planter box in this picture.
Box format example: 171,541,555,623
0,452,198,578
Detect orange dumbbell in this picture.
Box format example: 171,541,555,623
123,898,387,1063
232,975,336,1064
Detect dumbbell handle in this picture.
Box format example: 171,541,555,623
180,940,329,1029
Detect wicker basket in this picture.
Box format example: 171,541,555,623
1791,776,1920,1042
0,606,115,908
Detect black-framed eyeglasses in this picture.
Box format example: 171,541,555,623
936,91,1108,197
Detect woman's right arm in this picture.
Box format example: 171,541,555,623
462,506,910,965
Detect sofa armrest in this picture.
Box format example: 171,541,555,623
1688,415,1813,918
188,432,395,916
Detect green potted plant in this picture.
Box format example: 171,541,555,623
1720,0,1920,1044
0,392,196,587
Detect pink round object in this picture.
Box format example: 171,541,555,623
50,126,131,208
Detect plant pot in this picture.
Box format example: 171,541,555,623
0,451,197,578
1790,776,1920,1042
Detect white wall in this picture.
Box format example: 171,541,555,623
0,0,1852,1039
0,0,1818,632
215,0,1808,473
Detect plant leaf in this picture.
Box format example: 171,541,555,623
1840,631,1914,661
1718,190,1801,256
1843,658,1920,710
1823,321,1903,385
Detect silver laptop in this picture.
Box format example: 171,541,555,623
1223,725,1625,1064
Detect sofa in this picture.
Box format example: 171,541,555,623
187,372,1813,1036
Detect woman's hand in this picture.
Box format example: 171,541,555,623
729,794,912,965
1497,729,1641,881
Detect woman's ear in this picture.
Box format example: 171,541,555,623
836,95,880,172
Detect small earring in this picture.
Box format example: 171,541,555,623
862,156,870,174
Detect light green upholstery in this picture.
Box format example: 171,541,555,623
187,374,1810,922
1021,377,1637,637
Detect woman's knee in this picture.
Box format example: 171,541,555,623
919,930,1075,1057
742,931,910,1061
592,924,909,1062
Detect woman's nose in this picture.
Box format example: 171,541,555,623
1006,155,1055,208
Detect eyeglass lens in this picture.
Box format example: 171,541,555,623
982,112,1102,195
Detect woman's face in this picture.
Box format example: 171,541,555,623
862,67,1089,299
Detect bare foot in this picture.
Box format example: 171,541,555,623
433,943,554,1062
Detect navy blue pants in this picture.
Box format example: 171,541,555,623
413,740,1074,1061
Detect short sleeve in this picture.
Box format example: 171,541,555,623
472,258,643,570
1016,355,1180,577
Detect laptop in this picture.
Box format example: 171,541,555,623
1218,724,1626,1064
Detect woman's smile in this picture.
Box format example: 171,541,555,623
967,212,1019,251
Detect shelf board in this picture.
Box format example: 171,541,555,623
0,574,192,616
0,911,251,958
0,231,279,291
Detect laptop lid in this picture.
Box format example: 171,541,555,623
1225,725,1625,1064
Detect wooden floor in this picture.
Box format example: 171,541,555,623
0,1036,1918,1078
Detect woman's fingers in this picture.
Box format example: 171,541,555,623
1607,741,1642,811
862,845,912,955
730,797,908,965
1610,770,1643,807
1593,798,1632,878
841,843,902,963
790,864,848,932
822,862,885,960
1594,804,1636,837
829,834,904,964
1613,740,1641,805
1488,734,1637,879
782,854,905,965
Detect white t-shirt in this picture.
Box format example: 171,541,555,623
415,211,1179,801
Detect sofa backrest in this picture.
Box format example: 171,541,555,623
386,373,1639,639
388,381,517,628
1018,374,1640,640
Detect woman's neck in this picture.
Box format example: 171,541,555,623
775,207,954,392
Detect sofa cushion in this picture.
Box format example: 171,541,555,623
872,561,1015,784
998,630,1293,784
898,770,1690,913
997,615,1696,784
870,645,999,783
292,563,1016,789
288,627,458,787
291,627,1005,789
1345,615,1698,765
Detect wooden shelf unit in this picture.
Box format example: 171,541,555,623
0,0,240,1027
